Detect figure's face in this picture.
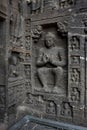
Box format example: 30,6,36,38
45,37,54,48
64,103,68,109
73,37,77,42
37,26,42,31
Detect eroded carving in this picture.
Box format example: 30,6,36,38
32,25,42,43
59,0,74,8
27,0,41,14
26,93,33,104
71,88,80,102
70,36,80,50
9,54,20,78
37,32,66,93
44,0,58,11
57,21,68,36
46,101,56,115
25,93,45,112
25,53,31,62
71,68,80,83
61,102,72,117
24,65,31,79
27,0,74,14
25,36,31,50
71,56,80,65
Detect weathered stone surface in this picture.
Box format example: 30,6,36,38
1,0,87,129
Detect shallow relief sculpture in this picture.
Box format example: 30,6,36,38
31,25,67,95
61,102,72,117
26,0,75,14
37,32,66,93
8,53,22,81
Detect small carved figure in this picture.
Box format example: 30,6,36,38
71,69,80,83
37,32,66,93
9,55,19,78
27,0,41,14
25,36,30,50
71,88,80,102
71,56,80,65
25,53,30,62
61,103,72,117
57,21,67,36
60,0,68,8
32,25,42,42
46,102,55,115
26,93,33,104
71,36,80,50
60,0,74,8
25,65,31,78
38,95,44,103
18,0,23,14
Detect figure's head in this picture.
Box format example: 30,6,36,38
64,103,69,109
73,88,77,92
45,32,55,48
72,36,78,42
37,25,42,32
49,102,54,107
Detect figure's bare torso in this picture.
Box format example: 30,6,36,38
37,47,65,67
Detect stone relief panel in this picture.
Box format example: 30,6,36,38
57,21,68,36
70,87,80,103
25,36,31,50
25,53,31,62
24,18,32,93
8,53,22,80
32,25,42,43
24,64,31,80
9,0,24,49
59,0,74,8
6,1,87,126
70,36,80,51
70,68,80,84
46,101,56,116
31,24,67,95
25,93,45,113
70,56,80,65
68,33,85,106
60,102,72,117
26,0,75,14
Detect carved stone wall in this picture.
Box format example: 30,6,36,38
22,0,87,127
1,0,87,128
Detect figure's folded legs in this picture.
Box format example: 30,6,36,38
53,67,63,92
37,67,49,91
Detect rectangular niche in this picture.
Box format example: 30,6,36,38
31,23,68,95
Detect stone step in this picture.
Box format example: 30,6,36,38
8,115,87,130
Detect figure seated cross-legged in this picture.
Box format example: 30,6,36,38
36,32,66,93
